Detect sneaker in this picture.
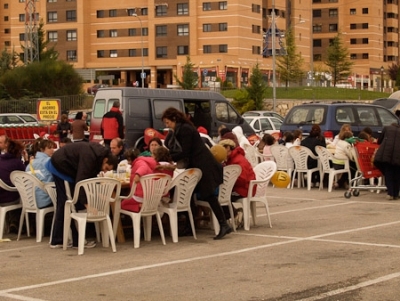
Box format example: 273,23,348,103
50,243,72,249
72,240,96,249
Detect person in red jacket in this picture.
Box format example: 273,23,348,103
101,100,124,147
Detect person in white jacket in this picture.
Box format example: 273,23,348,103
332,131,356,189
232,126,251,148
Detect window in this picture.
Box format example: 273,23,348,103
19,14,25,22
97,30,105,38
110,50,118,58
252,4,260,13
252,46,260,54
129,49,137,57
350,53,357,59
19,33,25,41
109,9,117,17
219,1,227,10
156,46,167,58
219,44,227,53
48,12,57,23
203,24,211,32
313,24,322,32
66,50,77,61
362,8,368,14
329,0,338,2
362,38,368,44
312,0,321,2
177,3,189,15
66,30,77,41
156,5,167,16
4,16,9,22
156,25,167,37
4,41,11,47
110,30,117,37
177,24,189,36
128,28,136,36
127,9,136,16
203,45,211,53
48,0,57,2
329,24,338,32
329,9,338,17
48,31,58,42
142,28,148,36
143,48,148,56
66,10,76,21
142,8,148,15
219,23,227,31
4,28,10,34
362,23,368,29
313,10,321,18
177,45,189,55
362,53,369,59
97,10,104,18
313,39,322,47
350,9,356,15
4,4,8,8
252,25,260,34
203,2,211,10
313,54,322,61
350,39,357,44
350,24,356,30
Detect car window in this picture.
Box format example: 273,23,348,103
376,107,398,126
335,107,355,123
19,115,37,123
253,119,260,131
270,117,282,129
260,118,273,131
356,107,378,126
215,101,240,124
285,106,326,125
93,99,106,118
6,116,24,124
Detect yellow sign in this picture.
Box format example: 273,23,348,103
37,99,61,121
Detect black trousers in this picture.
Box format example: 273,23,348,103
375,162,400,198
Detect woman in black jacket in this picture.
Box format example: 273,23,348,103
373,123,400,200
162,107,231,240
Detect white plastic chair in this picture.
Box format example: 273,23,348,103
288,146,321,190
270,144,293,187
113,173,172,249
63,177,121,255
243,144,264,168
43,183,57,243
158,168,202,243
10,171,54,242
315,145,351,192
0,179,22,239
195,165,242,234
234,161,277,231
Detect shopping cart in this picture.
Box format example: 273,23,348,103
344,141,386,198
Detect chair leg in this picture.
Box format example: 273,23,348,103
100,220,109,248
63,213,72,250
133,216,141,249
25,212,30,238
36,211,45,243
250,202,257,227
95,222,101,243
106,217,116,252
0,209,6,240
328,174,334,193
210,211,219,235
167,212,178,243
17,210,25,241
241,199,250,231
77,219,87,255
156,213,166,246
228,204,236,232
187,208,197,240
143,216,152,242
263,201,272,228
307,172,312,190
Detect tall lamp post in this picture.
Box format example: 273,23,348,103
271,0,277,112
131,13,145,88
380,66,384,93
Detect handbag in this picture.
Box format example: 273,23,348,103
166,126,189,169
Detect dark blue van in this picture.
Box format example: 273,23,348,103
280,102,399,140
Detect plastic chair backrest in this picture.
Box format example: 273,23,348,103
44,182,57,208
315,146,331,172
270,144,291,170
243,144,260,167
170,168,202,211
140,174,172,215
10,171,45,210
0,178,17,192
218,164,242,205
72,178,121,219
288,146,316,171
253,161,277,197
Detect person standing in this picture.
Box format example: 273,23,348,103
101,101,124,147
373,123,400,200
56,114,71,140
162,107,231,240
45,142,118,248
70,112,88,142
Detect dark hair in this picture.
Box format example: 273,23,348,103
358,131,369,141
113,100,120,108
293,129,303,139
219,128,231,137
60,137,72,144
309,124,322,138
124,148,141,163
153,146,173,163
339,131,353,140
262,133,275,146
112,137,124,148
285,132,294,143
75,112,83,120
362,127,373,136
105,152,119,168
31,138,56,157
7,139,24,158
148,137,162,147
161,107,192,125
61,114,69,123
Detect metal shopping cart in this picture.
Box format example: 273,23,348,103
344,141,386,198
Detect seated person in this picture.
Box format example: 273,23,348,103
26,139,55,208
284,132,295,149
139,137,162,157
293,129,303,146
332,131,356,189
361,127,377,143
110,138,126,163
262,134,276,161
152,146,176,178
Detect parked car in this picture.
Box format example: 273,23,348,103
242,110,284,122
280,102,399,140
372,98,400,113
244,116,282,138
87,84,108,95
0,113,39,125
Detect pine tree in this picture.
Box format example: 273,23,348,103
325,34,353,87
246,63,269,110
277,28,304,88
175,56,198,90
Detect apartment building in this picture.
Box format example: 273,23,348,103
0,0,394,90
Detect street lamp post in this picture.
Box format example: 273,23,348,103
271,0,277,112
380,66,384,93
132,13,145,88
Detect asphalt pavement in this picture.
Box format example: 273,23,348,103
1,186,400,301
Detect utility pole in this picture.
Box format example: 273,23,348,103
272,0,277,112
